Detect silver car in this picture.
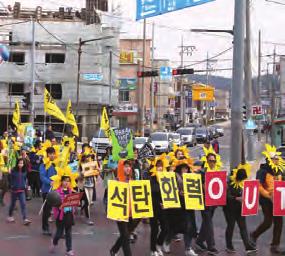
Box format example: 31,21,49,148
176,127,197,147
150,132,171,154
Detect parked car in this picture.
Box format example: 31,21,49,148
195,127,209,143
213,125,224,137
134,137,155,150
90,129,111,156
176,127,197,147
169,132,182,150
150,132,171,154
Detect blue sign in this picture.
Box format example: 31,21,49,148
160,66,172,80
136,0,215,20
117,78,137,90
245,119,257,130
82,73,103,81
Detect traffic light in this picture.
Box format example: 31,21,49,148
137,70,159,78
242,105,247,121
22,92,31,110
172,68,194,76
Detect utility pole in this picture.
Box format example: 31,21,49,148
245,0,254,161
109,50,112,105
257,30,262,141
139,19,146,136
150,22,155,133
76,38,82,118
230,0,246,169
180,36,185,126
271,47,277,143
205,52,210,126
30,18,35,125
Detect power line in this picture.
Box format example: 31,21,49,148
265,0,285,5
0,20,30,27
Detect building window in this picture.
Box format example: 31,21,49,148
8,52,25,65
45,53,65,63
45,84,62,99
8,83,24,96
119,90,130,102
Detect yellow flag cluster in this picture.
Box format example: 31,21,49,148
66,100,79,137
12,101,20,128
44,89,79,137
100,107,111,140
44,89,66,123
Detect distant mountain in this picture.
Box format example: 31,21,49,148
187,74,232,91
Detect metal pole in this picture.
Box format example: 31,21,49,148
230,0,246,169
271,47,276,144
180,36,185,126
76,38,82,118
257,30,262,141
109,50,112,105
150,22,155,133
205,52,209,126
31,18,35,125
140,19,146,136
245,0,254,161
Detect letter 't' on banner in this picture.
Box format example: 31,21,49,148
273,181,285,216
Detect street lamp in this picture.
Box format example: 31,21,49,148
75,35,114,117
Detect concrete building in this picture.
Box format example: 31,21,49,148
0,3,118,138
215,89,230,120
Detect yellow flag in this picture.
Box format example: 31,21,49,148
44,89,66,123
66,100,79,137
100,107,111,139
183,173,204,210
129,180,153,219
107,180,130,222
157,172,181,209
12,101,20,128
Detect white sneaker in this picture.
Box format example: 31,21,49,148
7,216,15,223
163,242,170,254
156,245,164,256
151,252,159,256
185,247,198,256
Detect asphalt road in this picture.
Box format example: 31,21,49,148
0,123,284,256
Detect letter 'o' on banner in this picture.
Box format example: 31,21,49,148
242,180,259,216
205,171,227,206
273,181,285,216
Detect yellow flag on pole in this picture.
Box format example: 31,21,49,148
12,101,21,128
100,107,111,139
44,89,66,123
66,100,79,137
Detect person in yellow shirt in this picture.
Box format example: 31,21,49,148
0,141,9,206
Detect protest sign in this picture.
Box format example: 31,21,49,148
242,180,259,216
81,161,100,177
138,142,155,159
130,180,153,219
107,180,130,222
273,181,285,216
157,172,181,209
183,173,204,210
60,192,83,208
111,128,134,161
205,171,227,206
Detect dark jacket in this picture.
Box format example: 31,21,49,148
45,130,55,141
29,151,43,171
10,167,27,191
149,175,163,213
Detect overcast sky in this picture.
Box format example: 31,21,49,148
1,0,285,77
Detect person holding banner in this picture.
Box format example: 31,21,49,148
195,153,220,255
251,145,284,254
148,157,169,256
110,160,135,256
223,164,257,254
49,168,78,256
40,147,57,235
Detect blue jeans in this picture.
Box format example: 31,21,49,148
9,191,27,220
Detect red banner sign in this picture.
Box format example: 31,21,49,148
205,171,227,206
242,180,259,216
60,192,83,208
273,181,285,216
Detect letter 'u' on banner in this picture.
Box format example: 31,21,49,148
205,171,227,206
273,181,285,216
107,180,130,222
242,180,259,216
129,180,153,219
157,172,181,209
183,173,204,210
